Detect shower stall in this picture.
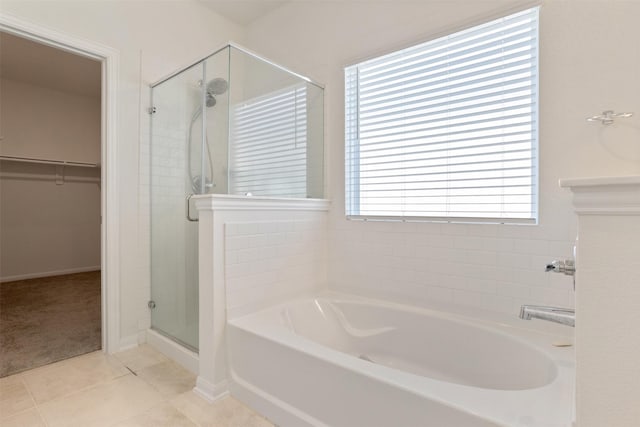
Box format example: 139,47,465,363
149,44,324,352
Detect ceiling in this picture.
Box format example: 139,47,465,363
0,32,101,98
0,2,286,97
198,0,288,26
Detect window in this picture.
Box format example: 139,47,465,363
345,7,539,223
230,84,308,198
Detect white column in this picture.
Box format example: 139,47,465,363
193,201,229,401
561,176,640,427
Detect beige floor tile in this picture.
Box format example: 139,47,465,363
0,408,46,427
113,401,198,427
21,350,129,404
0,374,36,420
38,375,164,427
114,344,169,373
170,393,274,427
136,360,196,398
247,413,276,427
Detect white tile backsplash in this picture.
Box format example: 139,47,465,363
329,219,576,315
224,219,327,317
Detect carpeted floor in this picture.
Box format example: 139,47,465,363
0,271,101,377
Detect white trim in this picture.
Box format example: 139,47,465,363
0,266,101,283
194,377,229,403
118,334,140,352
193,194,330,212
559,175,640,188
146,329,199,375
0,13,121,354
560,176,640,215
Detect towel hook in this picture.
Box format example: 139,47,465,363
586,110,634,125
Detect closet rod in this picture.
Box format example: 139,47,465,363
0,155,99,168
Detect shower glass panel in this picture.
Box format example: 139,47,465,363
149,44,323,352
150,49,230,351
228,46,324,198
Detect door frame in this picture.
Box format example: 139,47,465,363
0,13,121,353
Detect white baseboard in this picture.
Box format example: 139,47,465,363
0,266,101,283
118,334,139,352
146,329,199,375
194,376,229,403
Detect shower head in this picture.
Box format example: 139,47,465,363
205,93,217,108
207,77,228,96
203,77,229,108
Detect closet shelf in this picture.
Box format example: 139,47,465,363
0,155,99,168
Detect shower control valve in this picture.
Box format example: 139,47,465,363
545,260,575,276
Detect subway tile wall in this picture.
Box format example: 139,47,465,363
328,218,577,316
224,219,327,318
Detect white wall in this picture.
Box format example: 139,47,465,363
0,161,101,281
0,78,101,164
577,212,640,427
0,0,245,347
244,0,640,315
0,78,101,281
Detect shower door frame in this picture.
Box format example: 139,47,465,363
0,14,121,353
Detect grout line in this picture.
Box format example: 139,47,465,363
14,374,50,427
26,369,134,408
33,401,50,427
167,397,205,427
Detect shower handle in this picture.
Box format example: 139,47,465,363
186,194,198,222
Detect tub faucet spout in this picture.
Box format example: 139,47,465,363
519,305,575,327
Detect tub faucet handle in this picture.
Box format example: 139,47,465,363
545,260,575,276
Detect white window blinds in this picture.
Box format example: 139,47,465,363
345,7,539,223
230,85,307,198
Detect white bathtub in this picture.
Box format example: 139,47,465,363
227,293,574,427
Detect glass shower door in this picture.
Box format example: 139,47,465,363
149,64,204,351
149,47,231,351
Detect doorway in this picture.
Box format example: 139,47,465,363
0,14,120,371
0,31,102,376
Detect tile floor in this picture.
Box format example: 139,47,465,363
0,345,274,427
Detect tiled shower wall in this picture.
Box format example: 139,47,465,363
329,219,577,315
224,219,327,318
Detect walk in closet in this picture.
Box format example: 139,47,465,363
0,31,102,376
